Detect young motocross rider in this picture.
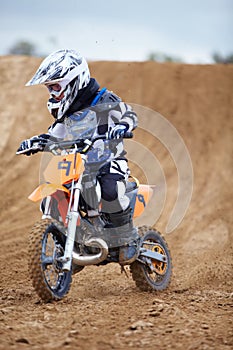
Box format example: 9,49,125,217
16,49,140,265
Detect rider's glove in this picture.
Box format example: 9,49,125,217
108,124,128,139
16,135,49,156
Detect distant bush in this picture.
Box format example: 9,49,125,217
147,52,183,63
212,52,233,64
8,40,36,56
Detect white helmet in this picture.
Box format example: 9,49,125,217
26,49,90,120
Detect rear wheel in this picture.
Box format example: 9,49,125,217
130,226,172,291
28,219,72,302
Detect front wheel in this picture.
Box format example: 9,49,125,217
28,219,72,302
130,226,172,291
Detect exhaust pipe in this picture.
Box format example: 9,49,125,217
72,237,109,266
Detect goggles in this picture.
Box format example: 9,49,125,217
45,80,68,97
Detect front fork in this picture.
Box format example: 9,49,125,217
61,183,82,271
60,154,86,271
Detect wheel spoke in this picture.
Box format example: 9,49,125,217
41,255,53,266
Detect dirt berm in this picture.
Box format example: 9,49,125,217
0,56,232,350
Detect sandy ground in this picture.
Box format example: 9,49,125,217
0,56,232,349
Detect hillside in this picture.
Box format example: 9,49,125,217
0,56,232,350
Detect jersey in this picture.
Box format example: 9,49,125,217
47,88,138,163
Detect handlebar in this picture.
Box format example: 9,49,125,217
46,131,133,154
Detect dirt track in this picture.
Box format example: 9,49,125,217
0,56,232,349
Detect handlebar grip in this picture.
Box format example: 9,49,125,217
123,131,133,138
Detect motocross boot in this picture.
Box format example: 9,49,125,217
105,207,140,265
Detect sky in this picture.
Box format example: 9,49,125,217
0,0,232,63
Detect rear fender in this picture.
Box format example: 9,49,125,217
133,184,154,218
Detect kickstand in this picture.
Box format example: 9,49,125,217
120,265,129,278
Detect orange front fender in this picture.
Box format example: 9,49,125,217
28,183,70,202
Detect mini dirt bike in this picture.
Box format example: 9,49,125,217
18,113,172,302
